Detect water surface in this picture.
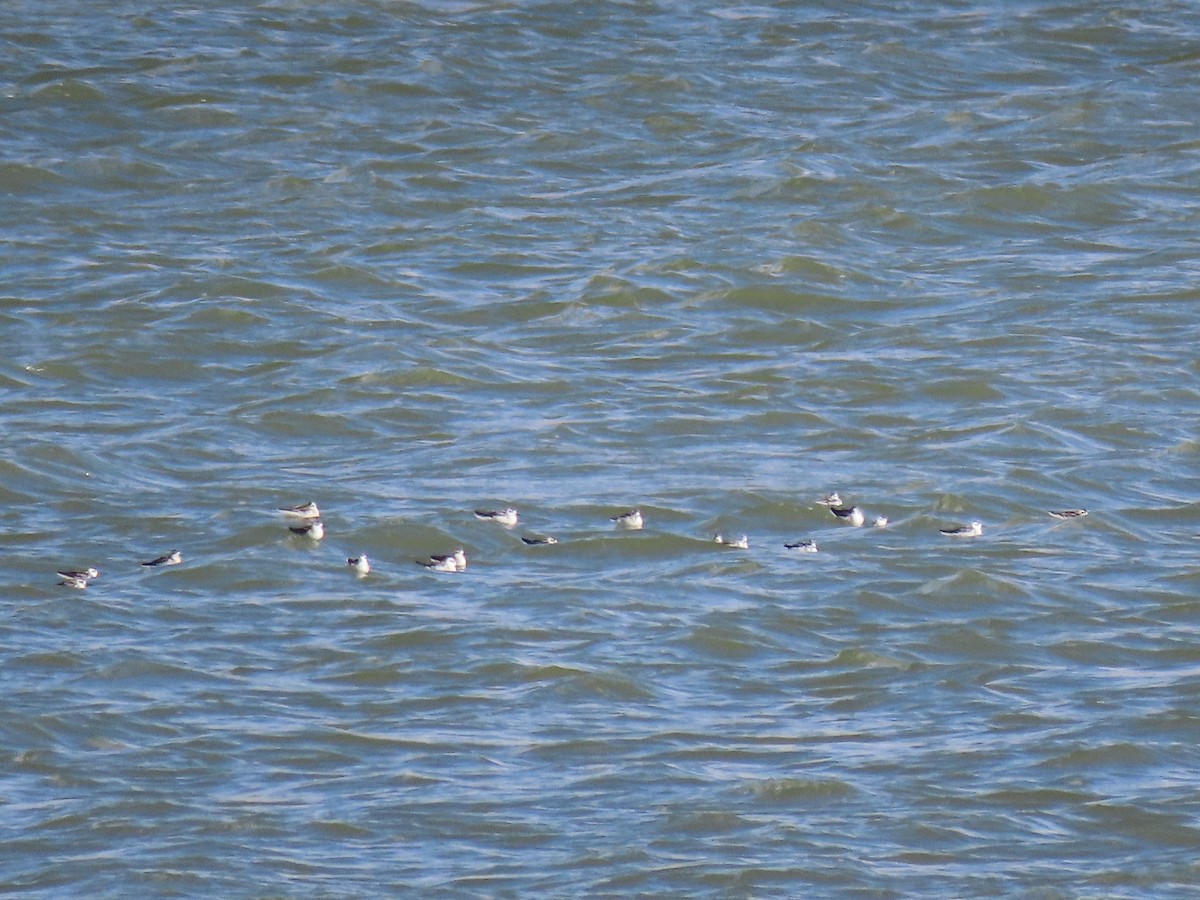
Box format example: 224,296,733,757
3,2,1200,896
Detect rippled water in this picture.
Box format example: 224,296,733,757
4,1,1200,896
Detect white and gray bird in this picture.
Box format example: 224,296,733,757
940,521,983,537
830,505,865,527
289,520,325,540
57,567,99,581
713,534,749,549
419,548,466,572
278,501,320,519
784,539,819,553
419,548,466,573
611,509,643,530
475,507,519,527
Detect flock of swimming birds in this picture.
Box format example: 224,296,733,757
52,494,1090,590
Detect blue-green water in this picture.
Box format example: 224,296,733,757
4,2,1200,896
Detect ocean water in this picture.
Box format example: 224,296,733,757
3,1,1200,896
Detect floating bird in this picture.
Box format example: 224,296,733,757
830,505,865,527
58,575,90,589
289,520,325,540
818,492,842,507
784,539,819,552
873,516,889,528
141,550,182,567
279,501,320,519
611,509,643,530
57,567,99,581
714,534,749,549
417,549,463,571
443,548,468,570
419,548,466,572
1049,509,1088,519
521,535,558,545
475,507,519,527
940,522,983,537
347,555,370,576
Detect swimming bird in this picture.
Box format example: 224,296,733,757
420,549,465,571
940,521,983,537
419,548,466,572
784,539,819,552
818,492,842,507
347,555,370,576
141,550,182,567
57,567,99,581
521,535,559,545
58,575,90,589
830,505,865,527
1049,509,1088,519
713,534,749,549
873,516,889,528
289,520,325,540
279,501,320,519
474,507,519,527
611,509,643,530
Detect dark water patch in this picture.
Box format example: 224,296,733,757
744,776,857,806
0,161,71,193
